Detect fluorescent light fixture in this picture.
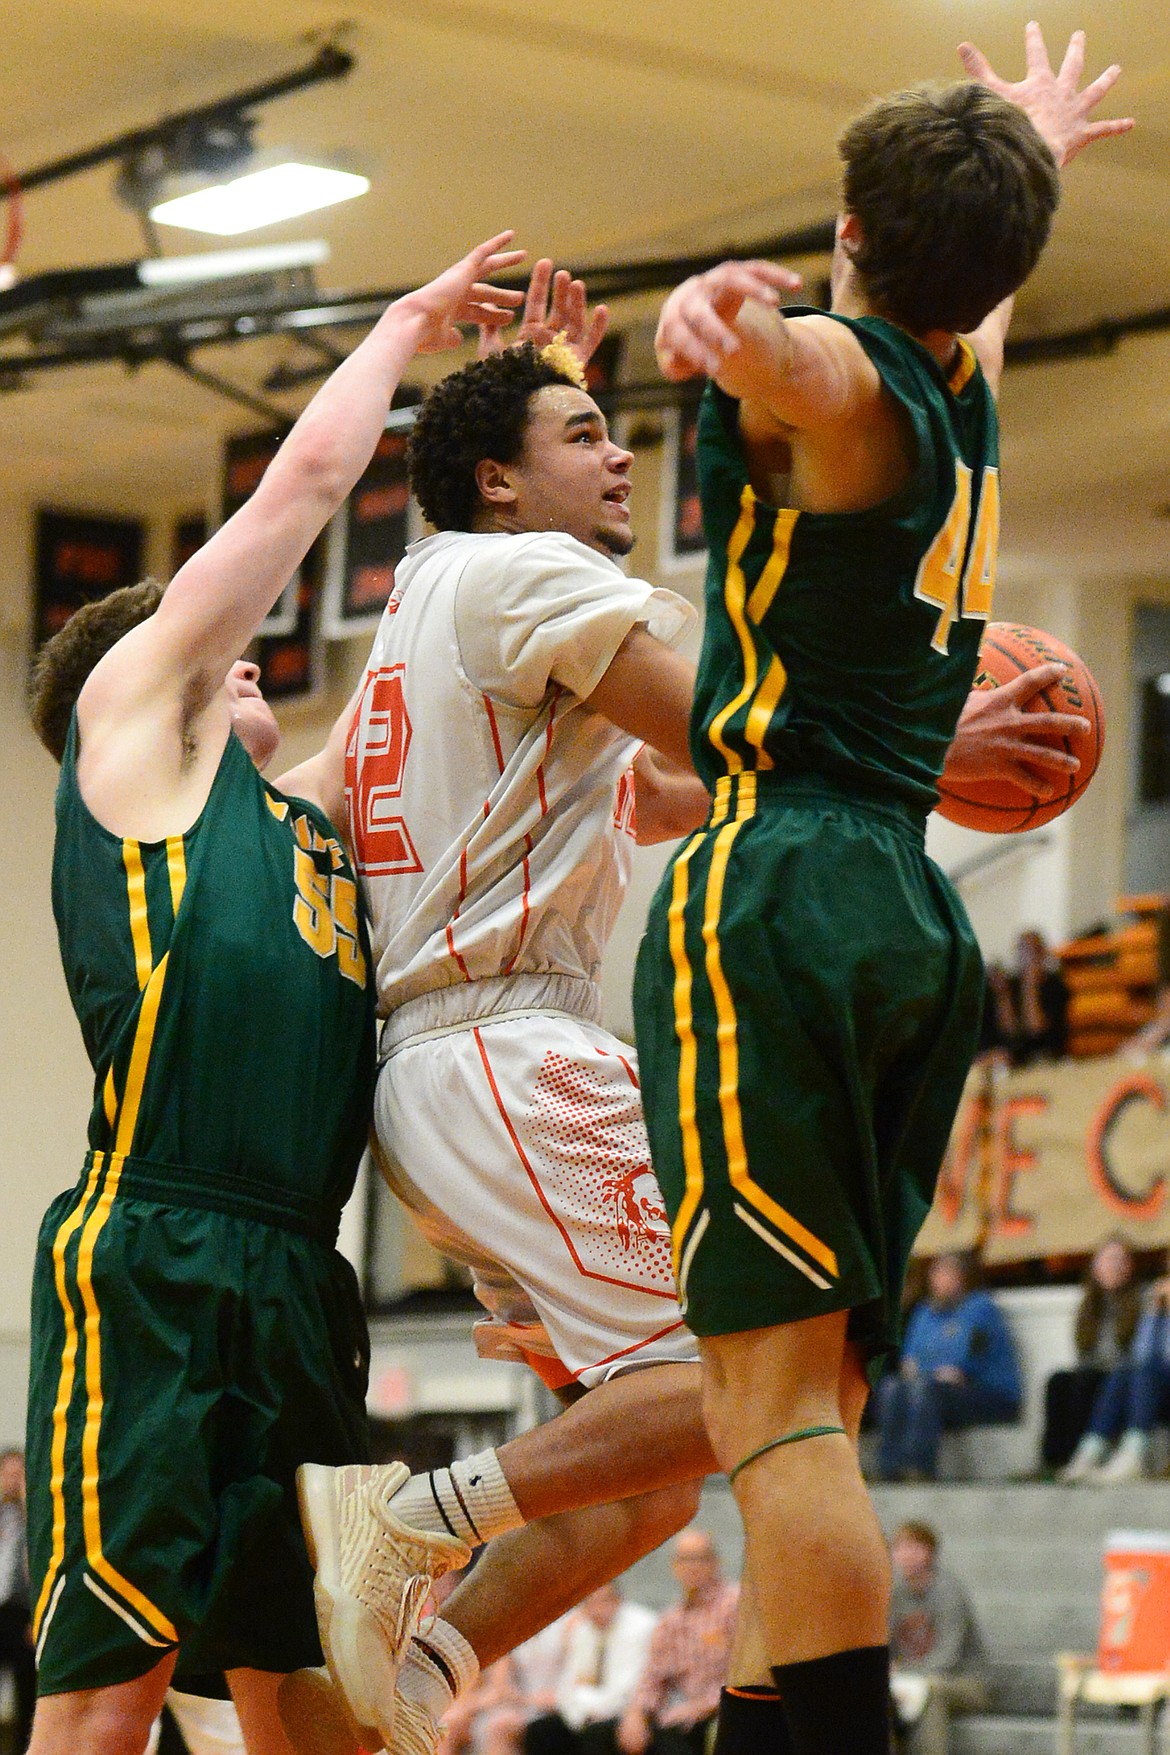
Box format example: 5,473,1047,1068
1156,673,1170,697
138,240,330,285
151,163,368,236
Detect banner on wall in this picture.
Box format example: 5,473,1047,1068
916,1052,1170,1262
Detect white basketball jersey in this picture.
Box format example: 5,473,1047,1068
346,529,692,1022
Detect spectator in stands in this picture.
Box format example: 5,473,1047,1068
874,1254,1022,1481
524,1585,657,1755
0,1449,33,1754
440,1658,527,1755
1062,1249,1170,1483
889,1521,989,1755
1042,1237,1142,1473
616,1529,738,1755
984,930,1069,1067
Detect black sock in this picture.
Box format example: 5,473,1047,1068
710,1685,793,1753
772,1646,892,1755
711,1685,794,1753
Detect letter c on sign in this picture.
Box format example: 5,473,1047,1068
1087,1075,1167,1223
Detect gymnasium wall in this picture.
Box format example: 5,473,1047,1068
0,409,1161,1430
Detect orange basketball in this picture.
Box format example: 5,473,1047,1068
935,623,1105,833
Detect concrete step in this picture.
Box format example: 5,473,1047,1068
989,1659,1061,1716
953,1715,1164,1754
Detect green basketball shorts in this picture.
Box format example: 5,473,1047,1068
634,772,983,1367
26,1157,370,1695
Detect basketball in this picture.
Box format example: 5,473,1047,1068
935,623,1105,833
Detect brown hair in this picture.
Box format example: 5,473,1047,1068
893,1521,939,1554
29,578,165,762
838,81,1061,335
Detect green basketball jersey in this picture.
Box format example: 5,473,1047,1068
692,310,1000,810
52,722,375,1229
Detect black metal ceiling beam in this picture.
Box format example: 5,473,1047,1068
13,44,354,194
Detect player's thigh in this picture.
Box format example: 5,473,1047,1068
375,1016,694,1385
699,1310,851,1468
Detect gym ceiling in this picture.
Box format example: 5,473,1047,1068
1,0,1168,577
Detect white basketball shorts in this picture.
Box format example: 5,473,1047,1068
373,1011,697,1388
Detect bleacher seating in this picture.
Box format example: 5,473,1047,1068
1060,894,1169,1059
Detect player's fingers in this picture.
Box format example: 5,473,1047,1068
546,268,574,331
993,661,1068,704
1057,29,1086,89
1083,115,1135,141
1016,741,1081,771
467,282,525,308
1080,61,1124,107
957,42,999,87
1023,20,1051,75
581,303,610,358
563,277,588,339
656,343,707,383
523,259,554,326
739,259,804,293
1021,710,1092,739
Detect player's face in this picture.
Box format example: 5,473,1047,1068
225,660,281,770
509,386,635,558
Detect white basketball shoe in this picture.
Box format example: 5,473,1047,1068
297,1461,471,1751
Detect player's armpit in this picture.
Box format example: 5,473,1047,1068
943,662,1090,801
583,626,696,772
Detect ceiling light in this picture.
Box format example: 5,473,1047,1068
150,163,368,236
137,240,330,285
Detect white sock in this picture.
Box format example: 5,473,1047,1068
1071,1434,1107,1467
398,1617,480,1719
388,1448,524,1546
1116,1429,1149,1461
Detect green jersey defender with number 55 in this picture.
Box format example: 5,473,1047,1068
22,236,526,1755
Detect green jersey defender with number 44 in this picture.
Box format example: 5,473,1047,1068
635,310,1001,1369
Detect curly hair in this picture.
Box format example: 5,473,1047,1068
408,343,581,532
29,578,165,761
839,82,1061,335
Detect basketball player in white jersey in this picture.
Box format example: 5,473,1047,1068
282,266,1091,1755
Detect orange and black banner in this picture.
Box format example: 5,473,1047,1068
916,1053,1170,1263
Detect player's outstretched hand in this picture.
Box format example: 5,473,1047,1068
958,22,1134,168
478,257,610,368
656,259,803,382
393,233,527,354
944,662,1091,801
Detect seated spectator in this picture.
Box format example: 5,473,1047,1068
889,1521,989,1755
984,930,1069,1067
524,1586,657,1755
1042,1237,1141,1472
1062,1250,1170,1483
440,1659,527,1755
617,1530,738,1755
875,1254,1022,1481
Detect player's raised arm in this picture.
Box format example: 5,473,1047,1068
83,235,524,735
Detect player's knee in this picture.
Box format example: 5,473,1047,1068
30,1694,159,1755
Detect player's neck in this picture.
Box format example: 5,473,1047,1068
831,277,958,370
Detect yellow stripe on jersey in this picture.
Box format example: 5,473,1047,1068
165,837,186,920
948,337,977,396
709,499,799,775
701,775,840,1283
76,952,178,1643
102,1065,117,1130
31,1155,106,1639
121,842,152,991
668,782,732,1275
707,490,760,775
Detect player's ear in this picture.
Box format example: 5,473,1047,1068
838,212,864,259
475,458,518,510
